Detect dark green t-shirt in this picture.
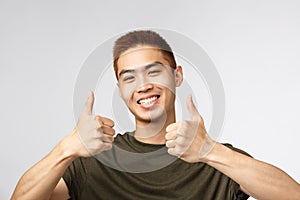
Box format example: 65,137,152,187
63,132,250,200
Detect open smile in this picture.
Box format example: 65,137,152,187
137,95,160,107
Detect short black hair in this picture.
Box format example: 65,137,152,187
113,30,177,79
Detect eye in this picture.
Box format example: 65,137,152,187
148,70,161,76
123,75,135,82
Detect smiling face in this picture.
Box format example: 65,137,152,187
117,46,183,126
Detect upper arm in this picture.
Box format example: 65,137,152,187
49,178,70,200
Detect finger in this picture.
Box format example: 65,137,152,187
95,115,115,127
92,131,114,142
100,126,116,136
186,94,201,121
166,140,176,148
100,134,114,143
102,143,113,151
167,148,180,157
166,122,180,132
82,91,95,116
165,131,177,140
166,128,189,140
102,117,115,127
175,135,188,146
93,118,115,136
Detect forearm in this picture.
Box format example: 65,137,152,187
205,143,300,200
11,135,77,200
11,92,115,200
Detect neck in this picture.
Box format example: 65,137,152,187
134,111,176,144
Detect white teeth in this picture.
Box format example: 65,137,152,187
139,96,158,105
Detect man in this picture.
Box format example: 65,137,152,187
12,30,300,200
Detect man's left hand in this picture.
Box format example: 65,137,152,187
165,95,215,163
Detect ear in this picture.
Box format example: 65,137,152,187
174,66,183,87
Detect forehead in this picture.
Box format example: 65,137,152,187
117,46,170,73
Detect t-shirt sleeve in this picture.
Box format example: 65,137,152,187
62,157,89,200
223,143,252,200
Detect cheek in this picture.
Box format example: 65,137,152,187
119,84,135,103
149,75,176,94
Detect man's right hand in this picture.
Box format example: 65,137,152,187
11,91,115,200
67,91,115,157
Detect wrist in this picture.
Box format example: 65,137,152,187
201,142,230,164
198,135,217,163
58,130,81,161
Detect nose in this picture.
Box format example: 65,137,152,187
136,82,154,93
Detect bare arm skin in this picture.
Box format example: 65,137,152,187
166,95,300,199
11,132,77,200
206,142,300,199
49,178,69,200
11,92,115,200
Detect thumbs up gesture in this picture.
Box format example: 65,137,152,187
165,95,215,163
68,91,115,157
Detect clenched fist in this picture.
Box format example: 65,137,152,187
165,95,215,163
67,91,115,157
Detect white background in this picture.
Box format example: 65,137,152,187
1,1,299,199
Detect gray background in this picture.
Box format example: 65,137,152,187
1,1,299,199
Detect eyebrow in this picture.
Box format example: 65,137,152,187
118,61,164,78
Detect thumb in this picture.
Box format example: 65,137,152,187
186,94,201,120
82,91,94,116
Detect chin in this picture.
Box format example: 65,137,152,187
134,107,167,124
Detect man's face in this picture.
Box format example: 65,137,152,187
117,46,182,124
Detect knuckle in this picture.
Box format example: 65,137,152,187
105,143,113,150
110,120,115,127
175,146,183,154
167,148,173,155
96,123,103,130
176,139,185,147
166,140,172,147
165,133,171,140
94,115,102,122
174,138,180,145
107,135,114,142
111,128,116,135
96,141,104,149
94,131,103,138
